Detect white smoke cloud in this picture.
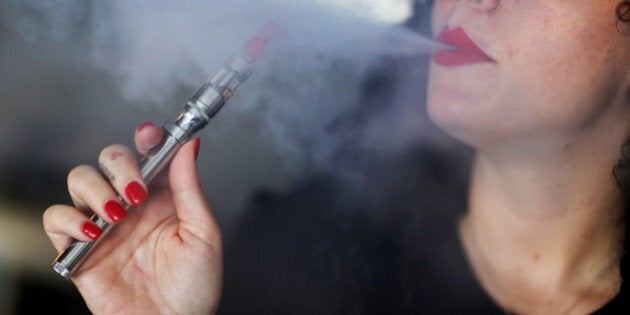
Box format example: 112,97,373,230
0,0,437,176
314,0,413,23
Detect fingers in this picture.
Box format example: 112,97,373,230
169,138,221,245
43,204,103,252
134,122,164,156
47,142,150,250
68,164,128,224
97,144,148,207
46,123,211,258
67,143,148,226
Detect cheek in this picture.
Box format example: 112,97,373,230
505,50,626,137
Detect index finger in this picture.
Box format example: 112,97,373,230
134,122,165,156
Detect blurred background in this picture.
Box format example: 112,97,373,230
0,1,471,314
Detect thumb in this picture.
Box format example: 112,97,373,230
168,138,221,244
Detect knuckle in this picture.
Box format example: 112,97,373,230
99,144,132,164
68,165,96,184
42,206,54,227
42,205,67,230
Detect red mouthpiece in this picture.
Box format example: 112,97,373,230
243,21,280,62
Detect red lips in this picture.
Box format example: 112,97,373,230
433,26,494,67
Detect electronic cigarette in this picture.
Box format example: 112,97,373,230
51,22,279,279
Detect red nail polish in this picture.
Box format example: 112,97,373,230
194,137,201,161
105,199,127,223
125,181,148,206
82,222,102,241
137,122,154,133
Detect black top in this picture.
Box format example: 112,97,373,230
219,145,629,314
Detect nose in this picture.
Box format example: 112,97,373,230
461,0,499,11
442,0,500,29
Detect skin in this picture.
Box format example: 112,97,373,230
428,0,630,313
43,124,222,315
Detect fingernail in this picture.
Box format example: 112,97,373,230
125,181,148,206
194,137,201,161
137,122,154,133
104,199,127,223
82,222,102,241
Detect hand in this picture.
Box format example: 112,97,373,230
43,122,222,315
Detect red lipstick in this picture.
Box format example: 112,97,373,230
433,26,493,67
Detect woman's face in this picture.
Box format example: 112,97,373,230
427,0,630,148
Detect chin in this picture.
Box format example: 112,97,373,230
427,90,475,137
426,94,507,149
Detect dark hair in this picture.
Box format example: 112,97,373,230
618,1,630,22
614,141,630,193
613,1,630,285
613,1,630,192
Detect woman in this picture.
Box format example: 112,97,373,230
43,0,630,314
427,0,630,313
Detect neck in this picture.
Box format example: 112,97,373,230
461,136,627,313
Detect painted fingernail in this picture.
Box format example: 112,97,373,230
82,222,102,241
104,199,127,223
137,122,154,133
125,181,148,206
194,137,201,161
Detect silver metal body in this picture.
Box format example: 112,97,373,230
51,55,254,279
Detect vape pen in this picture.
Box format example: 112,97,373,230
51,22,279,279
